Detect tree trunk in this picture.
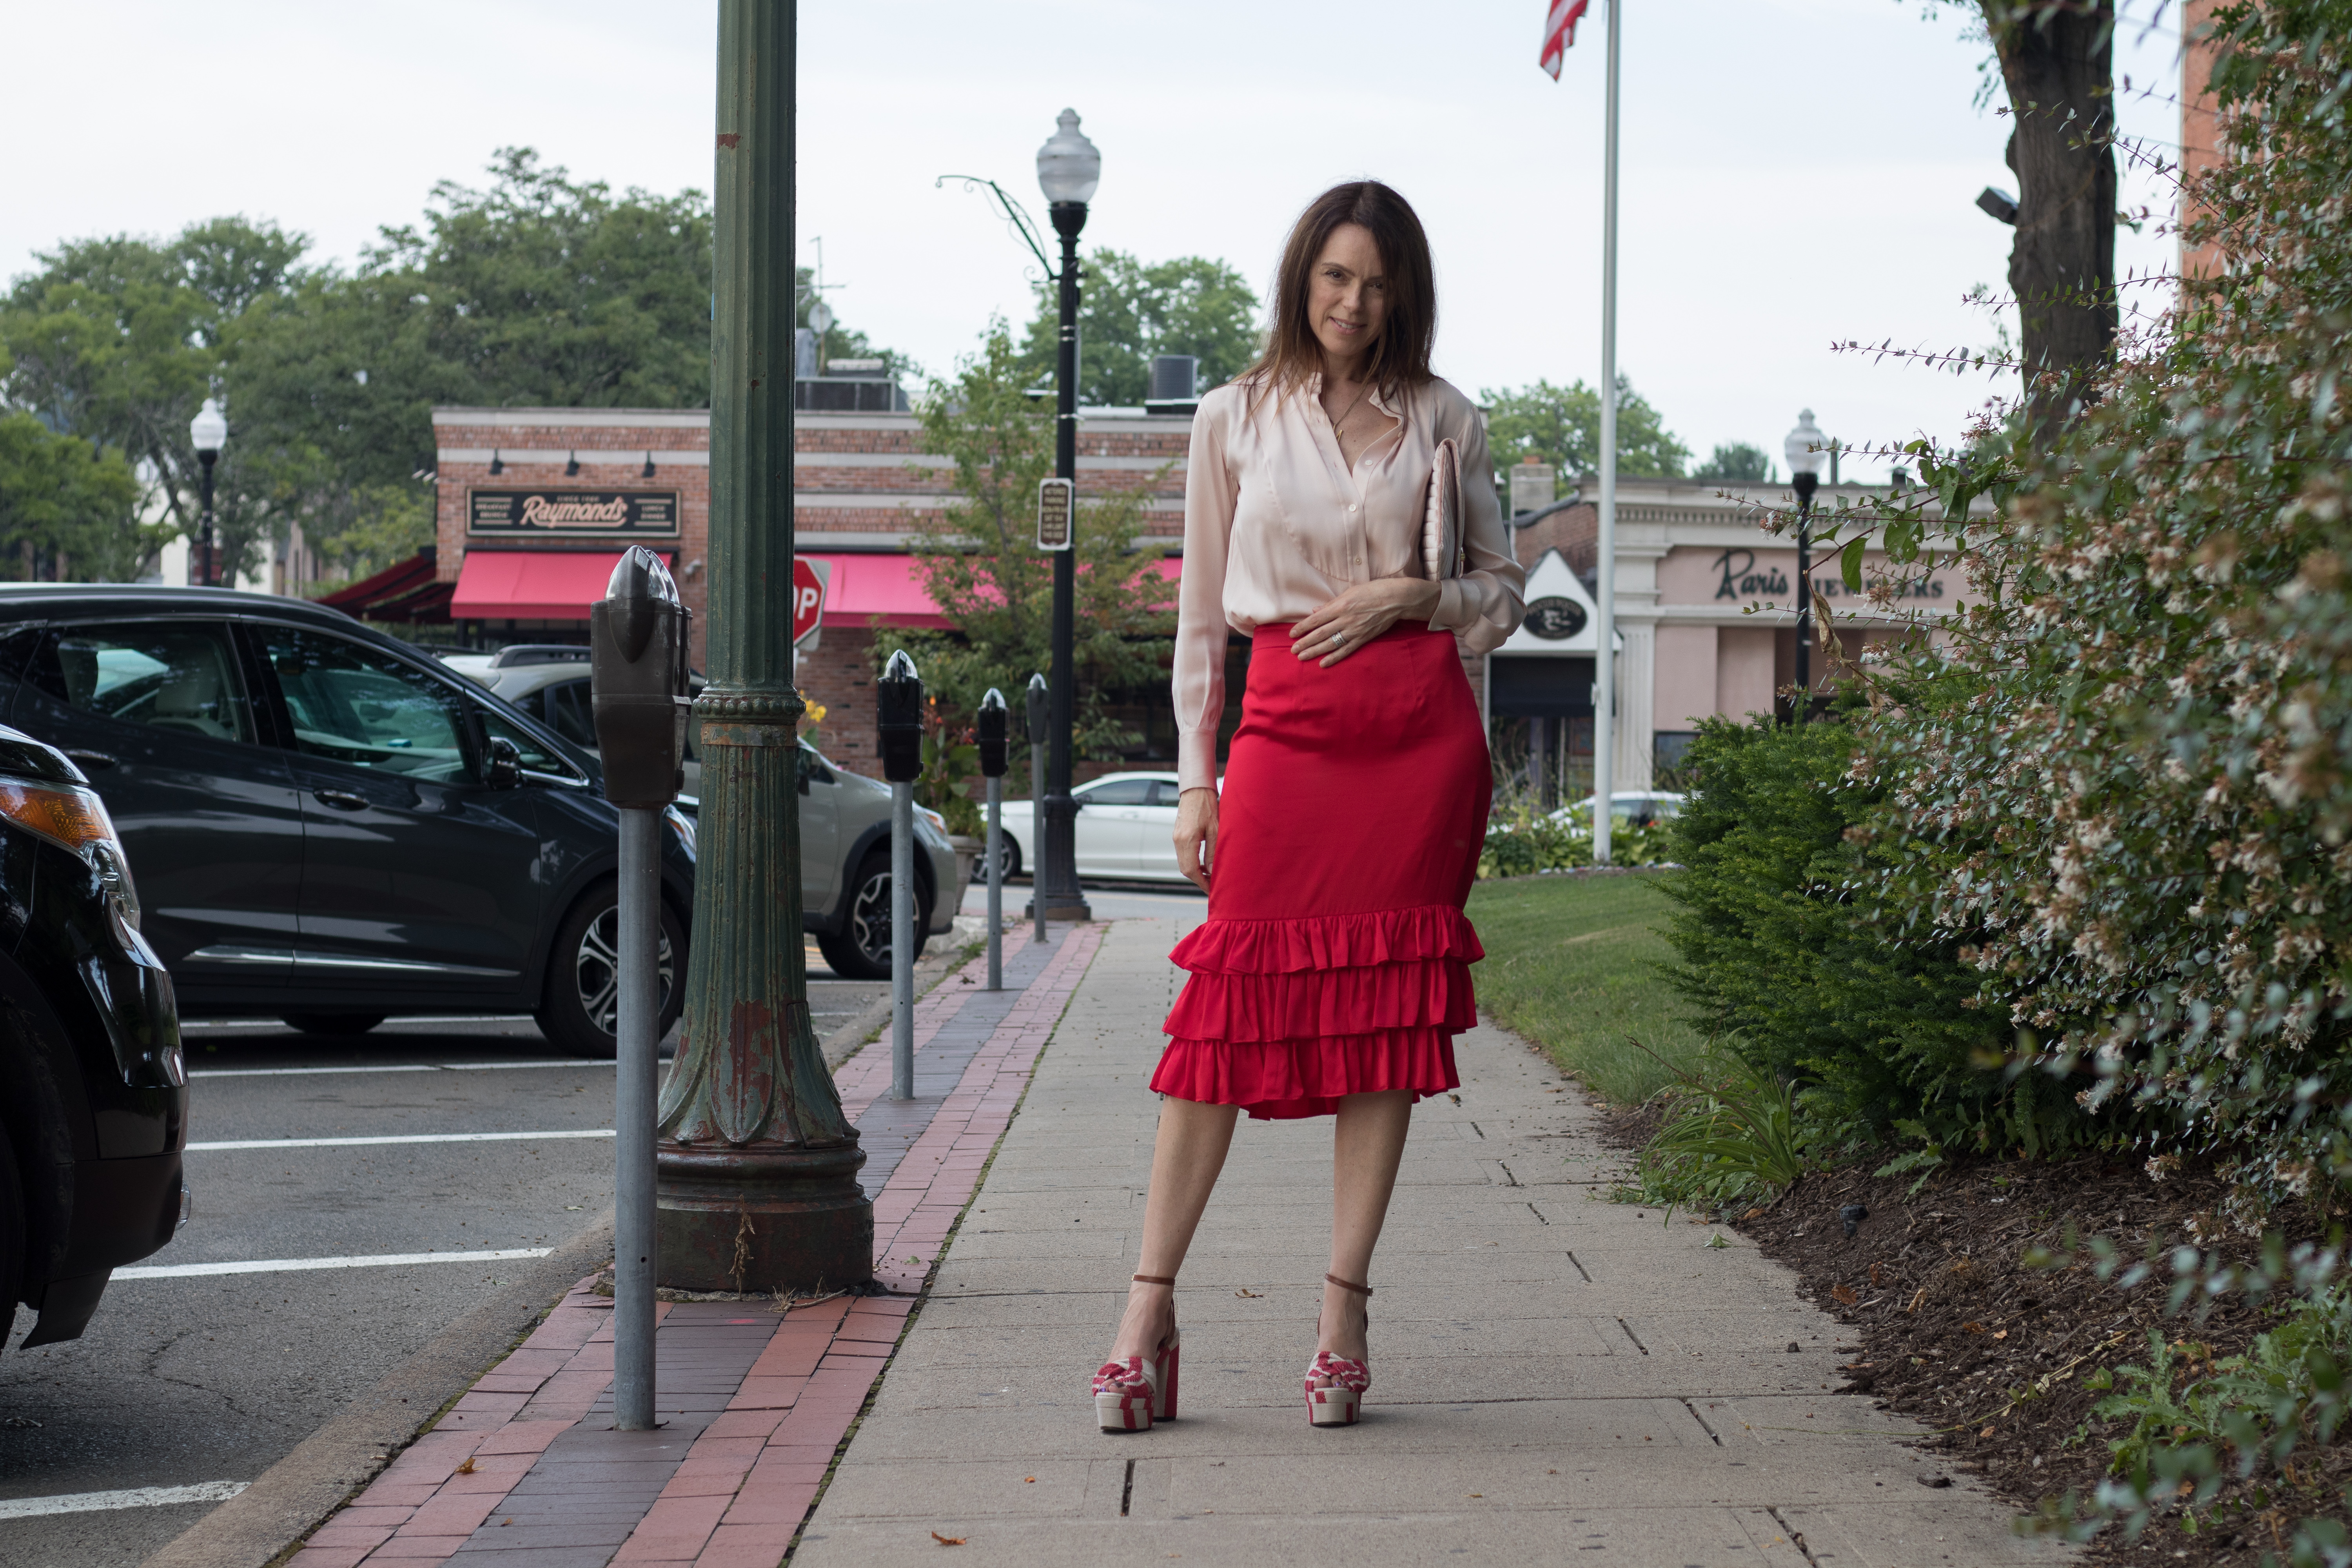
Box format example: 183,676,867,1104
1983,0,2117,442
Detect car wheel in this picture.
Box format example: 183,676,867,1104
280,1014,386,1037
537,883,686,1059
993,833,1022,882
815,851,929,981
0,1120,20,1346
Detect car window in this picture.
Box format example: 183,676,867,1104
258,629,472,781
1142,781,1183,807
31,623,254,744
535,679,599,751
1078,779,1152,806
799,742,833,784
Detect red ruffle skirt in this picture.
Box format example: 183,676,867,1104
1151,622,1492,1118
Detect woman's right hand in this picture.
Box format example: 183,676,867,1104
1174,787,1218,891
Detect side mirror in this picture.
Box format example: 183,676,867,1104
797,752,812,796
485,736,523,790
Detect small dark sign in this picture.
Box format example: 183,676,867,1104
468,489,679,538
1036,477,1073,552
1524,596,1588,641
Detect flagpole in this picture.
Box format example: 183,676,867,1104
1590,0,1619,867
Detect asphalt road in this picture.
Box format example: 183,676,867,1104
0,970,886,1568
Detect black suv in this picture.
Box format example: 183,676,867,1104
0,722,187,1348
0,586,695,1057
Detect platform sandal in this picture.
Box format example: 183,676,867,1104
1094,1273,1181,1433
1305,1273,1372,1427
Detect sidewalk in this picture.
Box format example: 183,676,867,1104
292,916,2068,1568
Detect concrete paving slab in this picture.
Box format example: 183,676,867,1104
790,917,2068,1568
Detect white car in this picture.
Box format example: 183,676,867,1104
995,770,1199,884
1545,791,1688,837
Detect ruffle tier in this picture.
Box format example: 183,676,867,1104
1151,1029,1462,1121
1157,907,1474,1118
1167,903,1483,975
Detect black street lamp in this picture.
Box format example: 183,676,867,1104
1032,108,1100,922
189,398,227,588
1782,409,1829,722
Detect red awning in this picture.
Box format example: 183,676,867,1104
450,550,673,621
314,550,453,623
798,553,1180,630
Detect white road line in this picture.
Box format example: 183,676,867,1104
189,1060,615,1078
187,1130,614,1151
117,1249,552,1281
0,1481,249,1519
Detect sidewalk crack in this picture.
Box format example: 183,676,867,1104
1565,1250,1590,1282
1680,1397,1723,1445
1119,1457,1135,1518
1765,1505,1822,1566
1614,1318,1649,1355
1526,1201,1550,1226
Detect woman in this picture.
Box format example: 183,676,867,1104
1092,181,1525,1433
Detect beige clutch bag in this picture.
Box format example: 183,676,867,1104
1421,437,1465,580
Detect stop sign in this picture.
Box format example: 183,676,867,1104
793,558,828,646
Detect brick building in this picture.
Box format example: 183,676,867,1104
424,386,1966,789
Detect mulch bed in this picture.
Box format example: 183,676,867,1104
1735,1154,2345,1566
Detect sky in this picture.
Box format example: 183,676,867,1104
4,0,2188,483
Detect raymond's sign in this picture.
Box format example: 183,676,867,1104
468,489,679,538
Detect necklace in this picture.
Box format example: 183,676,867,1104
1327,381,1370,441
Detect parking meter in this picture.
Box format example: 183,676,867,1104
978,688,1008,990
878,651,921,1100
586,543,689,1433
590,547,692,808
1024,673,1047,943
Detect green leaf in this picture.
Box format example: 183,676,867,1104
1840,535,1867,593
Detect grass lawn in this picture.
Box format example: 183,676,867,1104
1465,871,1709,1106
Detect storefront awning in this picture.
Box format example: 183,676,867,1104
450,550,674,621
797,553,1181,630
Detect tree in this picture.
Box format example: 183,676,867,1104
1979,0,2118,438
1021,250,1259,406
1480,376,1690,486
0,410,147,581
1691,442,1775,485
0,217,314,583
887,324,1175,815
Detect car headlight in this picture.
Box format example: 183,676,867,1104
665,803,697,859
917,806,946,835
0,777,143,937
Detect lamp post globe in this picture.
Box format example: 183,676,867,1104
189,397,228,589
1782,410,1829,722
806,298,833,374
1030,109,1099,924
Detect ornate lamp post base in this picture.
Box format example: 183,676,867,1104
657,1143,870,1293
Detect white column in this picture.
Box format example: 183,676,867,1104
1614,621,1655,791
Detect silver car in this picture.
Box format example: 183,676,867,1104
450,646,957,979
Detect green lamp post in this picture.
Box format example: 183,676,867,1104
655,0,872,1293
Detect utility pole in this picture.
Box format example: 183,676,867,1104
656,0,872,1294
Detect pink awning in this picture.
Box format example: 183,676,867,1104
450,550,674,621
800,553,1180,629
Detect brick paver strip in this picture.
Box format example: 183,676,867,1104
292,922,1101,1568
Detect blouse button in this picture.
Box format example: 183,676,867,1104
1346,503,1358,513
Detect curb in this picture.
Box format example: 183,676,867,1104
141,1218,617,1568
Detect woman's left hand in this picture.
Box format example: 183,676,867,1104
1290,578,1443,667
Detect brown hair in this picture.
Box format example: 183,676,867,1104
1243,181,1437,403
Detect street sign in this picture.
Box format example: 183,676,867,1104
793,557,830,648
1036,477,1074,552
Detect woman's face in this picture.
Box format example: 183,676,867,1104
1305,222,1391,372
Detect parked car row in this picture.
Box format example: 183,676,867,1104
994,771,1196,886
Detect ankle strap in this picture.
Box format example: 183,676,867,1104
1132,1274,1176,1287
1325,1273,1373,1297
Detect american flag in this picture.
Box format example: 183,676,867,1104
1540,0,1591,80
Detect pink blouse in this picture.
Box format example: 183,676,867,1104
1172,373,1527,791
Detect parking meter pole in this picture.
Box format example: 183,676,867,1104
877,650,922,1104
656,0,873,1295
613,806,661,1430
984,777,1002,990
975,687,1007,993
1025,674,1048,946
889,782,914,1100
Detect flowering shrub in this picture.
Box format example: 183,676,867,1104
1814,1,2352,1209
